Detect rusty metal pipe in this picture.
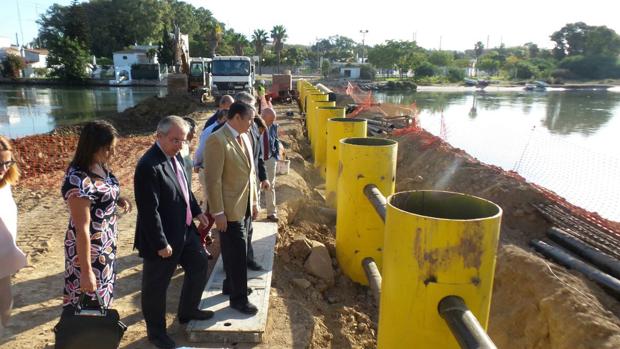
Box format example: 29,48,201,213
364,184,387,222
438,296,498,349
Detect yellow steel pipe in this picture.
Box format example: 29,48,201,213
336,137,397,284
305,94,328,145
325,118,367,207
309,101,336,154
313,107,346,175
378,190,502,349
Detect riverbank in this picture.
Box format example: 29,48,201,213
1,93,619,348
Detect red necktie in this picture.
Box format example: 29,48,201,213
263,128,270,160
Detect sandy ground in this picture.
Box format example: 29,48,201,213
1,93,619,349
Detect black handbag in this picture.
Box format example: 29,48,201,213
54,294,128,349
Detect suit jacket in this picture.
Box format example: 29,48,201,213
203,124,257,222
249,123,267,182
134,144,202,259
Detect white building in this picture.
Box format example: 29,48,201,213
22,48,49,78
111,47,159,84
340,66,361,79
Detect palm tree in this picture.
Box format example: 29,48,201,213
231,33,248,56
252,29,268,74
206,22,223,57
270,25,288,73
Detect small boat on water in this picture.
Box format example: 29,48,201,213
464,78,490,89
524,80,549,91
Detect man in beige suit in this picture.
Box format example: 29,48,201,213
204,101,259,315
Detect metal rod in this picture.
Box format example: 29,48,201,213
530,239,620,297
363,184,386,222
548,227,620,279
438,296,498,349
315,83,337,102
362,257,382,304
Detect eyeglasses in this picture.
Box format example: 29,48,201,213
0,160,16,170
170,138,188,146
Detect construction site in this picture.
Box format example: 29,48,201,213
1,75,619,349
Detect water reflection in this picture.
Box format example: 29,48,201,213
0,86,167,138
543,91,618,135
375,90,620,137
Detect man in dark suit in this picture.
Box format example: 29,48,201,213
134,115,213,349
203,102,259,315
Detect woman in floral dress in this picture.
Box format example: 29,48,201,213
61,120,131,309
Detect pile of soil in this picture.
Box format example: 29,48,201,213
108,93,204,134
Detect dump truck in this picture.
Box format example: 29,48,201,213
210,56,255,98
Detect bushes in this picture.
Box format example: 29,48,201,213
360,64,376,80
2,54,26,78
559,55,620,79
414,61,436,78
447,67,465,82
515,61,540,79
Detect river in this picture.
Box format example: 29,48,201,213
0,85,167,138
373,88,620,221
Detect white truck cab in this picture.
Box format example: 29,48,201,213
210,56,255,98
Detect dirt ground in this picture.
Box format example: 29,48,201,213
1,93,619,349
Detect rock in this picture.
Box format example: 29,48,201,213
414,175,424,183
292,278,311,289
289,238,314,260
304,241,335,285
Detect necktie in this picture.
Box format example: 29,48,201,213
172,156,192,226
263,128,270,160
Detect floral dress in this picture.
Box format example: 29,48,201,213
61,166,120,308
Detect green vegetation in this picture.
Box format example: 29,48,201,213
26,0,620,84
1,54,26,78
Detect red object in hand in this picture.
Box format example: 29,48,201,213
198,213,215,247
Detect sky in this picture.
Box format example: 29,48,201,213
1,0,619,52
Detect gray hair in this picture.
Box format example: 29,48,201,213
157,115,190,135
234,91,256,107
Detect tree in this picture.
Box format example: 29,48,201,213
230,33,249,56
158,26,175,67
551,22,590,59
64,0,90,47
47,36,91,82
270,25,288,73
2,54,26,78
252,29,269,74
474,41,484,58
414,61,436,78
321,59,330,78
428,50,454,67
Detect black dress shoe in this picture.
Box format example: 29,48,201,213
222,287,253,296
231,302,258,315
148,332,176,349
178,309,215,324
247,260,264,271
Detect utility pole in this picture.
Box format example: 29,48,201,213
16,0,24,48
439,35,442,50
360,29,368,64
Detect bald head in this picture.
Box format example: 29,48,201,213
261,107,277,126
219,95,234,109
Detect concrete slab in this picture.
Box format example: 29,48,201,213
186,222,278,344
